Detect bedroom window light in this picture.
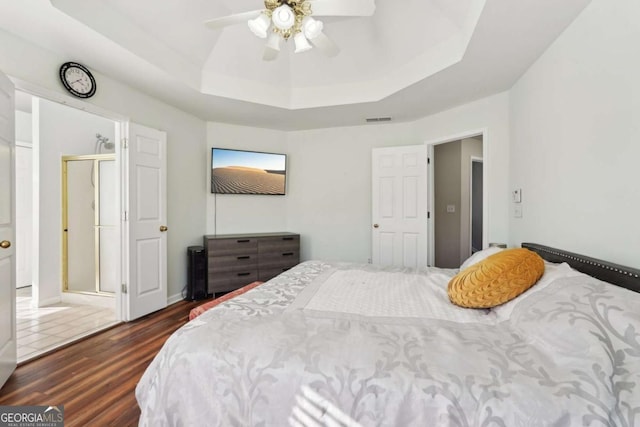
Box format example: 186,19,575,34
290,385,359,427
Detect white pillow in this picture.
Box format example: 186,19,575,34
491,261,580,321
459,246,504,271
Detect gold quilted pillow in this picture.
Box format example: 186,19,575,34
448,248,545,308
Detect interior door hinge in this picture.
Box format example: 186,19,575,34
122,138,128,149
428,211,431,219
121,283,128,294
123,210,128,221
428,157,431,165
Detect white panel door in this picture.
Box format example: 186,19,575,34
372,146,428,268
0,71,16,388
126,123,167,321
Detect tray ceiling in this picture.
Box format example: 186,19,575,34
0,0,592,129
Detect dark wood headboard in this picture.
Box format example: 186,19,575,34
522,243,640,293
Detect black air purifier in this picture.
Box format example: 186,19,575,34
186,246,207,300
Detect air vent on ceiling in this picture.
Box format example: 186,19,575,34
366,117,392,123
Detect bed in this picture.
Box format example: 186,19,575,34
136,243,640,426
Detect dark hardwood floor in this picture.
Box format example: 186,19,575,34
0,299,207,427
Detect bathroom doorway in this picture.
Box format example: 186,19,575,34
14,92,120,362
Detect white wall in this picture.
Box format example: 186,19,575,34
204,95,511,266
285,93,510,264
0,29,207,302
509,0,640,267
206,122,288,236
15,110,32,142
286,122,416,262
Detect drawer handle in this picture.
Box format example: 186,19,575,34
237,256,251,260
282,237,294,241
282,252,294,257
237,239,251,243
237,272,251,277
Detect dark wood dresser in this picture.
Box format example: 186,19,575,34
204,232,300,294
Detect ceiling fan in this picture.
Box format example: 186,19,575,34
204,0,376,61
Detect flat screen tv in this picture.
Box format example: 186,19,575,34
211,148,287,195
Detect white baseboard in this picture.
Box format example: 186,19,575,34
167,292,185,306
38,296,62,307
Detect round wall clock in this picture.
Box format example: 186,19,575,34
59,62,97,98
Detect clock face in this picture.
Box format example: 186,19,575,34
59,62,96,98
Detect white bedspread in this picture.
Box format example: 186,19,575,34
136,261,640,427
288,268,495,323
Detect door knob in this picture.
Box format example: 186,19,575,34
373,224,379,229
160,226,168,232
0,240,11,249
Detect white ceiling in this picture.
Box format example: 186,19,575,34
0,0,591,130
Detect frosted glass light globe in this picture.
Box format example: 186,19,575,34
294,32,313,53
248,14,271,39
302,17,324,40
272,5,295,30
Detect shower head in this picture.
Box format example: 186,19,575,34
95,133,114,152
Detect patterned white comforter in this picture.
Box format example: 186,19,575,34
136,261,640,426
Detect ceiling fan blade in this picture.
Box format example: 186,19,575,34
308,0,376,17
204,10,262,30
310,33,340,57
263,47,280,61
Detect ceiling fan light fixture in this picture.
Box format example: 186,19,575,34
266,31,282,51
302,17,324,40
248,13,271,39
294,32,313,53
272,5,295,30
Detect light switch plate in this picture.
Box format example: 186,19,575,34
513,188,522,203
447,205,456,213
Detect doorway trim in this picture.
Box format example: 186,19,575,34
12,78,128,322
424,128,488,267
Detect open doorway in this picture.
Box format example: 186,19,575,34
470,157,483,254
428,134,484,268
14,91,120,362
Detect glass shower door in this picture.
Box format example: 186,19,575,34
62,155,116,295
98,159,117,293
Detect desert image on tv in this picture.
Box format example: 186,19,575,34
211,150,286,195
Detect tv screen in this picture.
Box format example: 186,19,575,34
211,148,287,195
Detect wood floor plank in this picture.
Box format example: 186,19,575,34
0,299,207,426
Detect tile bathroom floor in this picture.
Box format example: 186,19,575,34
16,287,119,363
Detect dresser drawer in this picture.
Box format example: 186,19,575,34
208,238,258,256
259,250,299,270
258,235,300,254
208,254,258,273
258,266,295,282
209,271,259,293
